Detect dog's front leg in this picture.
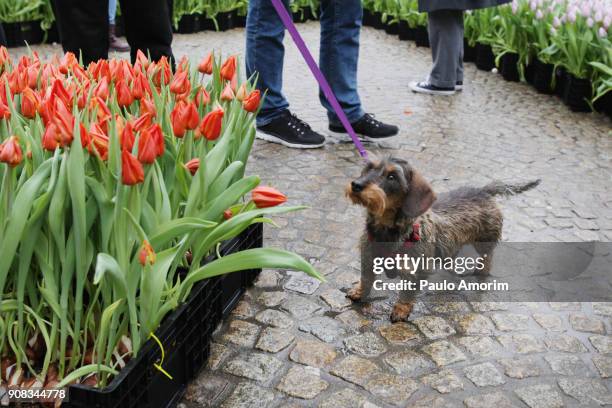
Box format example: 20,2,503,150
347,237,376,302
391,286,415,322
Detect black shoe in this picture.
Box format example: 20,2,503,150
409,81,456,95
455,81,463,91
328,113,399,141
256,110,326,149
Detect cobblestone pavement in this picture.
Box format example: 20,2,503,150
16,22,612,407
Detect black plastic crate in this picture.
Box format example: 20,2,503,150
67,223,263,408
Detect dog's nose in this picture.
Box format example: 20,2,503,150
351,181,364,193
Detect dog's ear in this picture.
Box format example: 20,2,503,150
402,170,437,218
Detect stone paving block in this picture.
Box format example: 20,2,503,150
184,374,232,406
230,300,258,319
255,327,295,353
464,362,506,387
257,291,287,307
409,395,453,408
590,335,612,354
364,373,419,406
544,355,590,376
456,336,499,356
464,392,519,408
422,340,467,366
336,309,371,329
276,365,328,399
498,357,541,379
549,302,581,311
412,316,456,339
491,313,531,331
422,369,464,393
208,343,230,370
220,382,275,408
593,302,612,317
318,389,378,408
223,353,283,382
320,287,352,311
544,334,588,353
330,355,381,387
284,274,321,294
497,334,545,354
532,314,564,332
255,309,294,329
515,384,564,408
254,270,282,289
383,350,435,377
569,313,606,334
470,302,510,312
378,322,420,344
289,339,337,368
299,315,348,343
344,332,388,357
592,355,612,378
221,320,261,348
455,313,495,335
557,378,612,406
280,295,322,318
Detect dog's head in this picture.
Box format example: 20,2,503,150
346,156,437,221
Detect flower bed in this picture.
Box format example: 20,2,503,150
364,0,612,114
0,47,321,404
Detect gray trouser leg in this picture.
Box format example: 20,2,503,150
427,9,464,88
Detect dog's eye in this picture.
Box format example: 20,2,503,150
387,174,396,181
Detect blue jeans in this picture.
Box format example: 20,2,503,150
246,0,364,126
109,0,117,24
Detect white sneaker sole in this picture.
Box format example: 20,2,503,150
409,82,456,96
327,129,399,142
455,84,463,91
255,131,325,149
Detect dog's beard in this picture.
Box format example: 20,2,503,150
346,183,387,217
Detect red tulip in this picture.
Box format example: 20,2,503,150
121,148,144,185
223,209,233,220
134,50,150,72
20,88,40,118
220,56,236,81
87,123,109,161
251,186,287,208
137,126,159,164
121,120,135,151
169,70,190,95
80,123,91,148
116,79,133,107
170,101,187,138
52,99,74,146
51,79,71,107
0,99,10,119
0,46,10,67
133,112,153,132
93,77,109,100
199,107,224,141
149,123,164,156
195,86,210,107
185,102,199,130
42,124,60,151
185,158,200,175
220,83,234,101
0,136,23,167
139,97,156,118
242,90,261,112
198,52,214,75
139,240,156,266
59,52,78,75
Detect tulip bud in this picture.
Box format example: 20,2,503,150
219,55,236,81
185,102,199,130
185,158,200,175
242,90,261,113
171,101,188,138
116,79,133,107
169,70,191,95
138,124,163,164
121,148,144,185
195,86,210,107
236,83,248,101
0,136,23,167
251,186,287,208
220,83,235,101
121,120,135,151
139,240,156,266
199,107,224,141
20,87,40,119
198,52,214,75
223,209,233,220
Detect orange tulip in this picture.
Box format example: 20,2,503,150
116,79,133,107
185,158,200,175
169,70,190,95
138,126,159,164
220,83,234,101
87,123,109,160
139,240,156,266
0,46,10,67
184,102,199,130
131,71,150,100
198,52,214,75
220,56,236,82
149,123,165,156
251,186,287,208
80,123,91,148
0,99,10,119
195,86,210,107
242,90,261,112
121,148,144,185
139,97,156,118
235,83,247,101
20,87,40,119
170,101,187,138
52,99,74,146
134,50,150,72
121,120,135,151
199,107,224,141
93,77,109,100
0,136,23,167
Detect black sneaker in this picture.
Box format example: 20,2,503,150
256,110,326,149
328,113,399,141
409,81,456,95
455,81,463,91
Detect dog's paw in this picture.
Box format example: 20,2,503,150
346,284,363,302
390,302,413,323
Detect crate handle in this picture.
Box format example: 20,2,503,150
149,332,174,380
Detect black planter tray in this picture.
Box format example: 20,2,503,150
3,20,44,48
414,26,429,47
398,21,415,41
475,43,495,71
67,223,263,408
500,52,520,82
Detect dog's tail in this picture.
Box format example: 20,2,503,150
482,179,541,197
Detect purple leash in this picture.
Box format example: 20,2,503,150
269,0,369,160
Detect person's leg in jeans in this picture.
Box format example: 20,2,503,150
121,0,174,63
109,0,129,52
428,9,463,89
318,0,364,126
245,0,290,127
